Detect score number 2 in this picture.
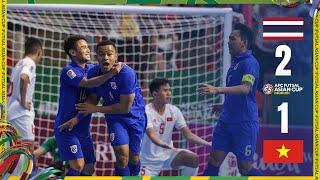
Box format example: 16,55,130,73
275,45,291,134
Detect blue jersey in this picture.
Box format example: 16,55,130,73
219,50,260,123
54,61,93,130
88,64,146,125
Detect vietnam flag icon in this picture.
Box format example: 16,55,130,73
263,140,304,163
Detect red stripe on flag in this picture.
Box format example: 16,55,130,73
263,37,304,41
263,140,304,163
263,17,304,21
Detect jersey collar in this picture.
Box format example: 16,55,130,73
70,60,88,71
24,56,36,66
232,50,252,62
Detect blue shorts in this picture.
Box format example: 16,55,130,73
107,115,147,153
212,121,259,161
54,128,96,163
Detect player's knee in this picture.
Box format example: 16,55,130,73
129,154,140,164
186,152,199,168
209,155,224,167
238,161,252,175
116,154,129,168
69,159,85,171
173,151,199,168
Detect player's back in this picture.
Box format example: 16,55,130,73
8,57,36,120
54,61,93,129
141,103,187,162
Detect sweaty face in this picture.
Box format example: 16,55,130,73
73,39,91,62
228,30,245,57
96,45,118,73
154,83,171,104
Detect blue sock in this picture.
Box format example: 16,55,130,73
128,161,141,176
66,168,81,176
246,167,263,176
115,165,130,176
203,163,219,176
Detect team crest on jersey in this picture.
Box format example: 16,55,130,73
167,117,173,122
109,133,115,142
67,69,77,79
110,82,117,90
70,145,77,154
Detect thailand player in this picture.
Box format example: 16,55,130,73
72,40,147,176
198,23,263,176
140,78,211,176
54,36,121,176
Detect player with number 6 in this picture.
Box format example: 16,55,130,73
198,23,262,176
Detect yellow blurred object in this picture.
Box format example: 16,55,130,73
119,14,140,39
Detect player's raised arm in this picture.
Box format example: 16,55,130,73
78,62,123,88
146,127,176,150
198,82,251,95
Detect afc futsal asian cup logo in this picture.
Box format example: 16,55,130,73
263,83,303,95
263,84,274,95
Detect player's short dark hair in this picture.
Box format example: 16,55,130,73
149,78,170,94
95,40,117,52
24,37,42,55
234,23,254,49
64,35,87,58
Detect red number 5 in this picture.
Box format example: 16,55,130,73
159,123,165,134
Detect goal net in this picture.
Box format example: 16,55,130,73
7,4,236,176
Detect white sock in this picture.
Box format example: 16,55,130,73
180,166,199,176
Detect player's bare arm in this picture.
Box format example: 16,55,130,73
58,94,100,131
198,82,251,95
76,93,135,114
146,127,176,150
79,62,123,88
181,126,211,147
19,73,31,110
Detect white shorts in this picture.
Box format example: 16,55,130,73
140,149,193,176
9,115,35,141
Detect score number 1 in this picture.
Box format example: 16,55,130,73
275,45,291,134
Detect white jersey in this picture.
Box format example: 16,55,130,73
140,103,187,163
8,56,36,120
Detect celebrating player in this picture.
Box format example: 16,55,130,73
54,36,121,176
8,37,43,153
62,40,147,176
198,23,262,176
140,78,211,176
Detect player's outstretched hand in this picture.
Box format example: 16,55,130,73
204,141,211,147
76,103,97,114
198,83,220,95
58,117,79,132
